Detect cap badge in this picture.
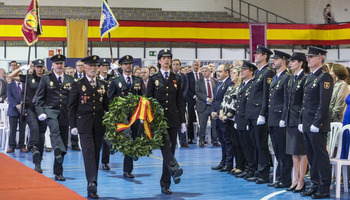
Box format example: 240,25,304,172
39,60,42,63
126,56,129,59
164,49,168,53
58,55,61,58
93,56,97,60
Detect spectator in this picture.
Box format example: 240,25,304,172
65,67,75,78
323,4,335,24
133,67,141,77
0,68,6,79
149,65,157,74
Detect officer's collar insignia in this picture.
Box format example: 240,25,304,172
155,80,159,86
118,82,122,88
32,79,35,83
50,81,53,86
82,85,86,92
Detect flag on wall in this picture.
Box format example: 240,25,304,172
21,0,43,46
100,0,119,40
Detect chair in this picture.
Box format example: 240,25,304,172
0,103,9,149
330,124,350,199
328,122,343,158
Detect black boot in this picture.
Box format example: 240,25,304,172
35,162,43,173
32,147,42,173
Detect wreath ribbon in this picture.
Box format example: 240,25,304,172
116,97,154,139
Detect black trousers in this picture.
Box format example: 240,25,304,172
70,135,79,148
160,127,180,188
26,108,47,161
216,119,233,167
269,126,292,184
187,102,197,140
226,120,245,170
124,122,141,173
101,137,110,164
8,116,26,149
303,131,331,193
237,129,256,173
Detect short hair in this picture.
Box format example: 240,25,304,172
223,64,230,73
332,64,349,80
9,61,17,65
321,55,327,64
201,65,210,71
192,59,200,65
172,59,181,64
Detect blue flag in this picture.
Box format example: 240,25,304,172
100,0,119,40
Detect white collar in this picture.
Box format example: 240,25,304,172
86,76,96,83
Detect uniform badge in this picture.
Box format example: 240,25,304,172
312,79,317,87
100,97,103,102
324,82,330,89
118,82,122,88
267,78,272,84
50,81,53,87
32,79,35,84
155,80,159,86
82,85,86,92
64,83,72,90
134,83,141,90
173,80,177,89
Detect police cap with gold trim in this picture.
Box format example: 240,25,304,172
271,50,290,59
50,54,66,63
306,46,327,56
82,55,100,65
99,58,110,66
242,60,257,71
119,55,133,65
157,49,172,60
254,45,273,56
32,59,45,67
289,52,306,62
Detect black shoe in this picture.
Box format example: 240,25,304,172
102,163,110,170
232,169,243,175
55,174,66,181
211,165,224,170
71,145,81,151
32,148,41,164
311,192,330,199
212,142,220,147
54,148,63,164
235,171,248,178
246,176,258,182
172,168,183,184
87,192,99,199
34,163,43,173
286,185,297,191
268,181,280,187
256,178,269,184
87,182,99,199
275,182,291,188
293,184,306,193
161,187,172,195
123,172,134,178
219,166,232,172
301,189,317,196
199,142,204,147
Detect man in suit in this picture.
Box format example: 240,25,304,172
35,54,75,181
147,49,184,195
108,55,144,178
299,46,333,199
234,61,257,179
140,66,150,95
68,55,109,199
186,60,203,143
6,78,28,153
268,50,293,188
75,60,85,79
172,59,189,147
195,65,217,147
211,64,234,172
245,45,275,184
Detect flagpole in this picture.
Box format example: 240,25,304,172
108,33,113,63
21,46,31,120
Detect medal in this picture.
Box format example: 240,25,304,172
32,79,35,84
50,81,53,87
155,80,159,86
173,80,177,89
82,85,86,92
100,97,103,102
118,82,122,88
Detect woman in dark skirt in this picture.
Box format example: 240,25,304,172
285,52,309,192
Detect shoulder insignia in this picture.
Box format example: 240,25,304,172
324,82,330,89
267,78,272,84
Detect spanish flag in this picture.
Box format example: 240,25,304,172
21,0,42,46
100,0,119,40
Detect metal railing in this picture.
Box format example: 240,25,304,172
225,0,295,23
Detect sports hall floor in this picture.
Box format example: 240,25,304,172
4,144,348,199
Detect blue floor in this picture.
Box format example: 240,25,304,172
3,144,349,200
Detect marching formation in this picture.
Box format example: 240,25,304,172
4,45,345,199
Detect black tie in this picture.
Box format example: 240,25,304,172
58,76,62,84
294,75,298,81
127,77,131,87
242,82,246,87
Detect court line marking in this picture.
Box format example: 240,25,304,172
260,190,287,200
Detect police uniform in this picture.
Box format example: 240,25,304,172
107,55,144,177
21,59,47,173
35,54,75,179
245,45,275,183
235,61,257,178
300,47,333,198
268,50,292,187
146,49,184,194
68,55,109,199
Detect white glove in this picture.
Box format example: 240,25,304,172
71,128,78,135
38,113,47,121
107,69,113,74
310,125,319,133
234,123,237,129
257,115,265,125
298,124,303,133
246,125,249,131
181,123,187,133
140,120,143,124
279,120,286,128
20,65,30,71
110,63,119,70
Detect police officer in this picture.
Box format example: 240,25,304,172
35,54,75,181
245,45,275,184
108,55,144,178
147,49,185,195
8,59,47,173
68,55,109,199
268,50,292,188
234,61,257,179
299,46,333,199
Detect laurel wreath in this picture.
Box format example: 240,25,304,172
103,94,168,158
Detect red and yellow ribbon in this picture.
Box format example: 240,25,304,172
116,97,154,139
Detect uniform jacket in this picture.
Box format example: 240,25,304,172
35,73,75,126
147,71,185,128
68,77,109,134
7,81,23,117
300,68,334,132
195,77,217,113
235,79,253,130
108,74,143,100
267,70,289,127
285,71,307,127
245,64,275,120
20,74,41,109
186,71,203,104
211,77,233,114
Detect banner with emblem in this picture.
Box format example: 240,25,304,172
21,0,43,46
100,0,119,40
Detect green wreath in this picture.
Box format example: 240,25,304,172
103,94,168,158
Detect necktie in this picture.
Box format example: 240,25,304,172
294,75,298,81
127,77,131,87
195,72,199,81
309,72,313,77
17,82,21,98
273,76,278,83
79,74,82,78
206,79,212,98
144,80,148,88
242,82,246,87
164,72,169,79
90,79,95,88
58,76,62,84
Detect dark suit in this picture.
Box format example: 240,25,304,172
235,79,256,175
245,64,275,179
141,79,149,95
195,77,217,143
147,71,185,188
68,77,109,184
268,70,292,185
175,72,188,145
35,73,74,175
7,81,26,149
108,74,144,173
300,68,333,194
186,71,203,141
0,79,7,103
74,72,85,79
211,77,234,168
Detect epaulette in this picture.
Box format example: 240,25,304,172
74,77,83,82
